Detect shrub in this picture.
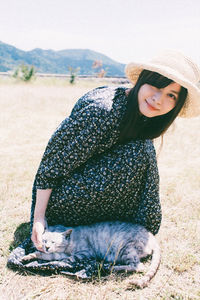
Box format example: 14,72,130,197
68,66,80,84
13,64,35,82
92,60,107,78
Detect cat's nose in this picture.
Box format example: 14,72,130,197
45,246,50,252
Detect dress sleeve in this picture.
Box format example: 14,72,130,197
134,145,162,235
35,88,122,189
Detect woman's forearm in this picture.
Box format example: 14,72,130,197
31,189,52,250
33,189,52,221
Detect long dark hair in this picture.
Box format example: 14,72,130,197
118,70,188,143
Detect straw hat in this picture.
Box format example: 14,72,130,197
125,49,200,118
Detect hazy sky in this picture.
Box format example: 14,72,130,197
1,0,200,64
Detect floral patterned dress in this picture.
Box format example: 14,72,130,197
31,86,162,235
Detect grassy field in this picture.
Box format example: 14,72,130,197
0,77,200,300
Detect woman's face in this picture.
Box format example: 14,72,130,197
138,82,181,117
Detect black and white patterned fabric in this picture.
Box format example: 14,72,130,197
8,86,162,275
7,237,111,278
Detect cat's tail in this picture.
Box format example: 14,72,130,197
128,238,161,289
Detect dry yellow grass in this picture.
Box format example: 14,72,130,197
0,79,200,300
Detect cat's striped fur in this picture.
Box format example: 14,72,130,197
22,221,161,288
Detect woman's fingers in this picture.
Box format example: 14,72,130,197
31,221,45,251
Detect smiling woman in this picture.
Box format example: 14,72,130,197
138,82,181,117
119,68,188,141
8,49,200,280
28,50,200,250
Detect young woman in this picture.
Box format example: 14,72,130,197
31,49,200,252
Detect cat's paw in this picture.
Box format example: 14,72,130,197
20,255,31,262
20,253,37,263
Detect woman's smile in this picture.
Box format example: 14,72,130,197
145,99,160,111
138,82,181,117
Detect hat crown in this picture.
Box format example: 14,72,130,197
151,50,200,84
125,49,200,117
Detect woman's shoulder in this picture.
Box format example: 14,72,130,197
83,85,128,100
71,86,128,115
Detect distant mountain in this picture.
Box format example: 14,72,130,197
0,41,125,76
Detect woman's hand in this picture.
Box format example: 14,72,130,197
31,188,52,251
31,219,45,251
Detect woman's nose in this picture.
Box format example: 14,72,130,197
152,91,162,104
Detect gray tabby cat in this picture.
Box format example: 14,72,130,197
22,221,160,288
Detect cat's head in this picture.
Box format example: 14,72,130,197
42,229,72,253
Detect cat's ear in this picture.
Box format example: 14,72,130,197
63,229,72,238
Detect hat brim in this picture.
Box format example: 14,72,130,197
125,62,200,118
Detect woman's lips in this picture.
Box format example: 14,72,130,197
145,100,159,111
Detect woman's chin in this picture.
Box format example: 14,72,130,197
139,110,156,118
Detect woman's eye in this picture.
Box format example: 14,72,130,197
168,93,177,101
